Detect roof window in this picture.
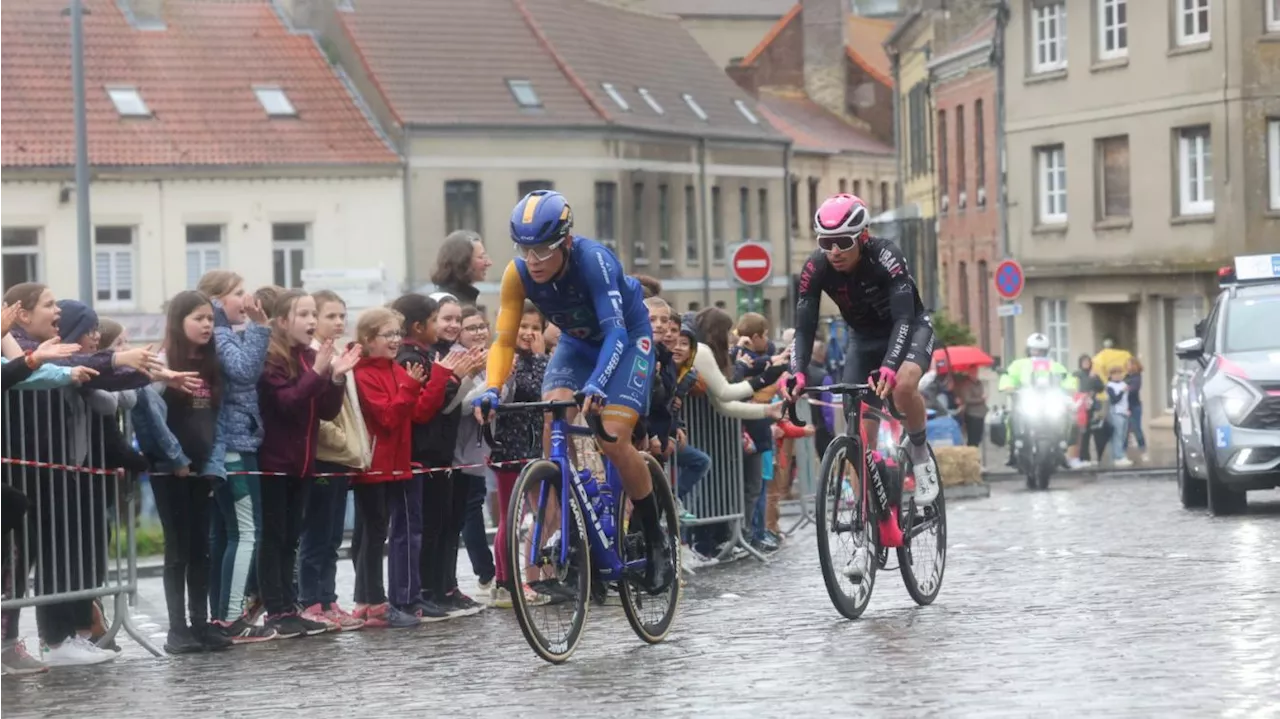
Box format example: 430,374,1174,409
507,79,542,109
601,82,631,111
734,99,759,124
682,93,708,122
254,86,297,117
638,88,664,115
106,86,150,117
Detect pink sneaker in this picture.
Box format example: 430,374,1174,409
300,603,341,633
357,603,390,628
323,603,365,631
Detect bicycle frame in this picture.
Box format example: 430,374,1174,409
790,384,897,525
525,411,641,583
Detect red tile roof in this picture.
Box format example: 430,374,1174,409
757,90,893,156
632,0,795,18
339,0,784,142
1,0,398,169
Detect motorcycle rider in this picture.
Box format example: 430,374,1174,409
997,333,1078,468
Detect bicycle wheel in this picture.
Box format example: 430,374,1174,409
814,436,878,620
617,454,681,644
897,444,947,606
508,460,591,664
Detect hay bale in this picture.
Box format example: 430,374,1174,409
934,446,983,487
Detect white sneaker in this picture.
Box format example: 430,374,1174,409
1140,454,1150,464
1068,458,1087,470
477,578,493,595
909,446,940,505
42,636,116,667
1114,457,1134,468
841,546,872,583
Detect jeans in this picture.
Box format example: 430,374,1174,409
151,476,212,629
297,463,351,608
675,445,711,502
742,452,764,542
209,454,262,622
256,476,309,616
1109,413,1129,461
460,472,495,585
1127,403,1147,451
443,471,469,594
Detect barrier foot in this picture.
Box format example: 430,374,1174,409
784,501,815,536
112,591,164,657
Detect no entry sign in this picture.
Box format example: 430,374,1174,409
730,242,772,286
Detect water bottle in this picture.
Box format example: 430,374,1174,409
597,483,616,541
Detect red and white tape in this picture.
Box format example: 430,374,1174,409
1,456,537,479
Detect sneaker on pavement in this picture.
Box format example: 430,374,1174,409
477,578,494,596
193,623,233,651
410,598,452,623
43,636,117,667
385,605,422,629
440,591,484,617
323,603,365,631
1114,457,1134,468
300,603,341,633
2,640,49,675
163,627,204,655
1068,457,1087,470
490,585,514,609
264,614,310,639
841,546,872,583
356,603,391,629
212,617,278,644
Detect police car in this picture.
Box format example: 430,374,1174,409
1173,254,1280,515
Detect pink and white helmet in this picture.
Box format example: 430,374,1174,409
813,194,871,247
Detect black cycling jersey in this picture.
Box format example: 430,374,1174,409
791,237,927,375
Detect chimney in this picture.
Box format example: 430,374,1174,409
801,0,850,117
122,0,166,29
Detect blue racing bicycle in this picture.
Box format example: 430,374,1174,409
481,395,681,664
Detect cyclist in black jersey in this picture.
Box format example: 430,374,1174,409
781,194,940,522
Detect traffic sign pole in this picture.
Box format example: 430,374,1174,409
992,259,1025,368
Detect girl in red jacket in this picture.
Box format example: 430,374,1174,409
256,290,361,639
351,306,458,628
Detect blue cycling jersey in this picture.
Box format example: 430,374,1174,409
488,236,650,395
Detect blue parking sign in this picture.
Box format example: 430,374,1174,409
1215,426,1230,449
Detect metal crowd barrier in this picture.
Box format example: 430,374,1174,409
677,395,765,562
2,388,162,657
782,398,819,534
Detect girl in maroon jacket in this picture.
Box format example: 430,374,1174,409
350,306,458,627
256,290,360,639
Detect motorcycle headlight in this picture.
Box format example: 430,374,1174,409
1216,378,1259,425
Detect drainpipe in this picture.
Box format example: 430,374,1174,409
993,0,1014,366
699,137,711,308
891,51,904,210
400,130,414,293
71,0,93,306
782,141,794,327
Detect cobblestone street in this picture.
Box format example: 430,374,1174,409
4,475,1279,718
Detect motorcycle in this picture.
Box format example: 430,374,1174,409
1010,374,1074,490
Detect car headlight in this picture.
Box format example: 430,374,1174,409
1216,378,1259,425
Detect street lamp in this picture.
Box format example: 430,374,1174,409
62,0,94,306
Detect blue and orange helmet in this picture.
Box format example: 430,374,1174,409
510,190,574,247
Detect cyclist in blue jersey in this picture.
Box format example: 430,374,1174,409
474,190,673,592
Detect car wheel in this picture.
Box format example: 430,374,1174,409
1204,437,1247,516
1176,429,1206,509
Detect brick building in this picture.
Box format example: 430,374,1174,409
928,16,1002,356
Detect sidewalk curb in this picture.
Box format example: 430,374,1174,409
982,466,1175,483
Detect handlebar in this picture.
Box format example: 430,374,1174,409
478,394,617,447
783,380,904,427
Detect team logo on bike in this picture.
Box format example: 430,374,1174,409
636,337,651,354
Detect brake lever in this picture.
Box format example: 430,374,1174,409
480,397,499,448
573,392,618,443
785,377,807,428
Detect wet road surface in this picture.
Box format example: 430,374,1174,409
5,475,1280,717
